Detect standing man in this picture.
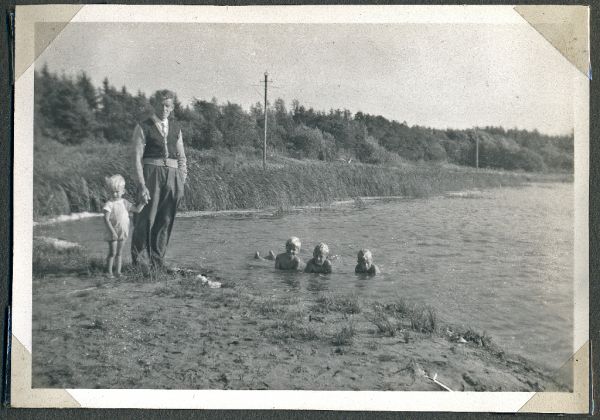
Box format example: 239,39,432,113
131,90,187,270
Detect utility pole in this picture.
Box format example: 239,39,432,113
263,72,268,170
475,135,479,169
470,131,479,169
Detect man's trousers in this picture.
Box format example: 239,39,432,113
131,164,184,268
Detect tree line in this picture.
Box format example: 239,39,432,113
34,66,573,172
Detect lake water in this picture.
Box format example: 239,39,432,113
36,183,574,371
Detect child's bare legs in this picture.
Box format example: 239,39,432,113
106,241,117,278
254,250,276,260
115,241,124,277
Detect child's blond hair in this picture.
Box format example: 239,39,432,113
285,236,301,250
358,249,373,261
106,174,126,192
313,242,329,257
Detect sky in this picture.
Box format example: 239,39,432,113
37,21,576,135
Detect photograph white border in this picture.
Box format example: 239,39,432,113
11,4,590,412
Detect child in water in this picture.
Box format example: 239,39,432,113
305,242,333,274
355,249,379,275
103,175,146,278
274,237,304,271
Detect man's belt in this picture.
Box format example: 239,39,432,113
143,157,178,168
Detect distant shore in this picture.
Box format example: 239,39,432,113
32,240,570,391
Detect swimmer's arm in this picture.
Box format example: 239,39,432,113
323,260,333,274
293,256,305,271
304,260,314,273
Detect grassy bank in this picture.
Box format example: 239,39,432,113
32,242,570,391
33,138,571,219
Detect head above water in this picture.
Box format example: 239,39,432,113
357,249,373,263
285,237,301,254
313,242,330,257
312,242,330,266
152,90,176,121
356,248,373,272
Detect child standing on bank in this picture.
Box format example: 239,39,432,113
103,175,146,278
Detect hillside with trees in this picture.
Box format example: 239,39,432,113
34,66,573,173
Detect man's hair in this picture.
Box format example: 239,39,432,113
153,89,176,104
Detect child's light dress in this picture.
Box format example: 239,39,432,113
103,198,133,241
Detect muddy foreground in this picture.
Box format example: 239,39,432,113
32,266,570,392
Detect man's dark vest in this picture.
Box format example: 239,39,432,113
140,117,182,159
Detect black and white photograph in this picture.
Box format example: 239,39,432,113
11,4,589,411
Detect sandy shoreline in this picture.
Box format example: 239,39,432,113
31,265,570,391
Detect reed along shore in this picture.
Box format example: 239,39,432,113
34,139,571,219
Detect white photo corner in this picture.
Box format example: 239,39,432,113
10,4,590,413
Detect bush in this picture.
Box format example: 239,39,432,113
356,136,403,164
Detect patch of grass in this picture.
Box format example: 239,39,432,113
331,323,355,346
408,305,437,334
373,299,438,334
294,325,319,341
256,298,285,316
152,285,171,297
367,306,397,337
32,241,97,277
312,294,361,314
451,326,494,347
268,318,319,342
384,297,412,318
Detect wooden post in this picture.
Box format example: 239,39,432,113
263,72,268,170
475,135,479,169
